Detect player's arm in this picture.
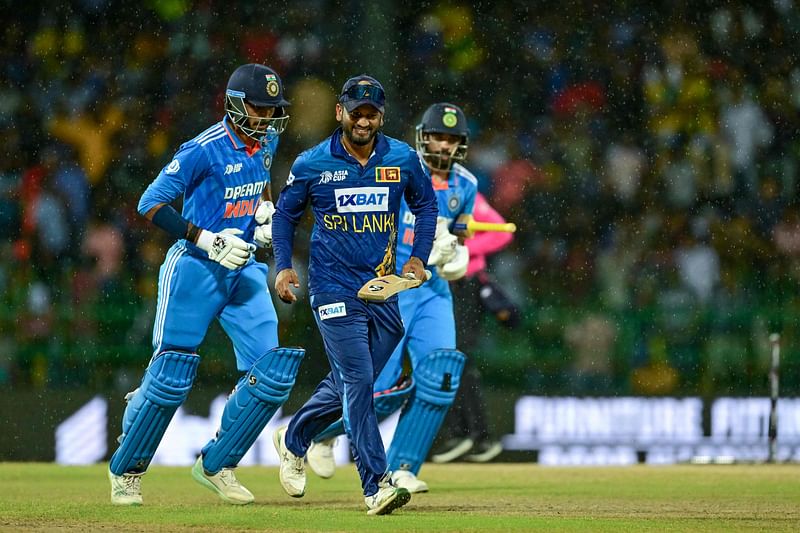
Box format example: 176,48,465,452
402,151,438,278
138,145,254,270
273,161,310,303
437,180,476,281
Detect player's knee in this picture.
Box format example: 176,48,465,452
414,349,466,406
247,347,305,404
141,351,201,406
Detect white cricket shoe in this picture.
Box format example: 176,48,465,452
365,475,411,516
306,437,337,479
191,455,254,505
108,469,143,506
273,426,306,497
391,469,429,493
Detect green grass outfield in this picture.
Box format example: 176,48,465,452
1,463,799,532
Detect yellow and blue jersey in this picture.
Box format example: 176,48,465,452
273,128,438,297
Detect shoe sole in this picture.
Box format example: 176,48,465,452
367,488,411,516
431,438,474,464
191,460,253,505
273,428,305,498
465,443,503,463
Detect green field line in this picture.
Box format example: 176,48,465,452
1,463,798,532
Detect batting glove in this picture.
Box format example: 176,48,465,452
427,217,458,266
196,228,255,270
254,200,275,248
437,244,469,281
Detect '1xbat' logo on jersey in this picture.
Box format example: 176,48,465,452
334,187,389,213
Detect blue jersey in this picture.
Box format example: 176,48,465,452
395,162,478,294
273,128,438,297
138,117,278,253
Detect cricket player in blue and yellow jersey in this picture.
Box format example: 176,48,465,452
107,64,305,507
304,103,476,493
271,75,438,515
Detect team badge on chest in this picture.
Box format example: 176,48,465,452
376,167,401,182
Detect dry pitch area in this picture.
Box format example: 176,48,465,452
1,463,798,531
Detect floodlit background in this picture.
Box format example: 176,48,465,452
1,1,799,463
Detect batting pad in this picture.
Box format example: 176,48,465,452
386,349,466,475
201,347,305,473
311,376,415,443
110,351,200,475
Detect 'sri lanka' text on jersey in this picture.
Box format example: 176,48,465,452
272,128,438,297
137,117,278,244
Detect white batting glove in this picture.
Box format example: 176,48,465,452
427,217,458,266
196,228,255,270
437,244,469,281
254,200,275,248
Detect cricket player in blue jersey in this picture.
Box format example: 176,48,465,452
303,103,475,493
107,64,305,506
270,75,438,515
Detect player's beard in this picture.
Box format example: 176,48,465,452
344,123,378,146
426,150,453,171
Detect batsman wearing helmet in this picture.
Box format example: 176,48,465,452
107,64,305,506
304,103,475,494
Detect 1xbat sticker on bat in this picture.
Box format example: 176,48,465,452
357,271,432,302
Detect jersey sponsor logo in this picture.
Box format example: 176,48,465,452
224,163,243,175
165,159,180,174
224,180,268,201
318,302,346,320
334,187,389,213
375,166,400,182
319,169,348,184
402,211,415,225
224,199,258,218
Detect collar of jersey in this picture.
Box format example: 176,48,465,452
222,117,261,154
330,127,389,163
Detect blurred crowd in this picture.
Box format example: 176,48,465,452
2,0,799,397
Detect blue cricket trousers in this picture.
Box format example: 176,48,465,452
284,293,404,496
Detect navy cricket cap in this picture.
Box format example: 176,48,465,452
339,74,385,113
226,63,290,108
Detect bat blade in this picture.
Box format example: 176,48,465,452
357,271,431,302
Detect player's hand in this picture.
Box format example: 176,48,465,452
401,256,428,283
437,244,469,281
254,201,275,248
196,228,255,270
275,268,300,303
427,217,458,266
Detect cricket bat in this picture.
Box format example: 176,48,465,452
358,271,432,302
